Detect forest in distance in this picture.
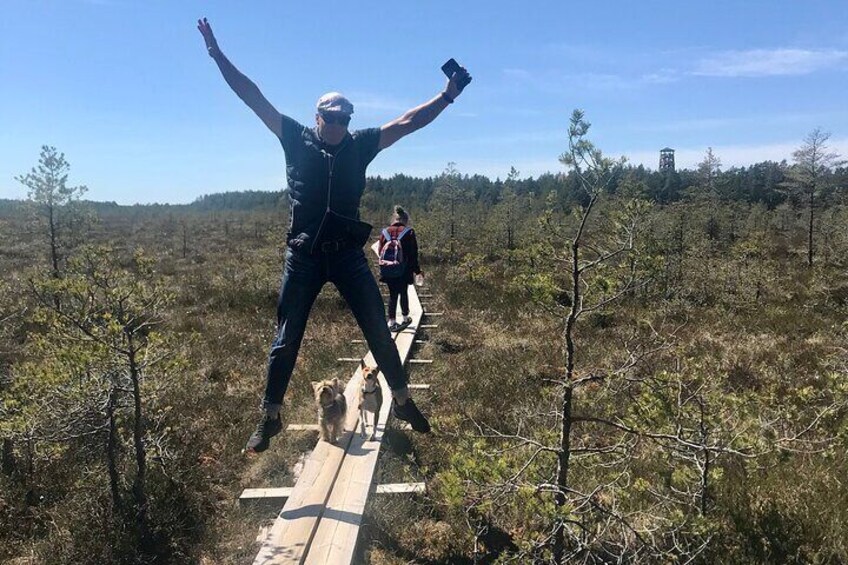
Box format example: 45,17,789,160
2,118,848,564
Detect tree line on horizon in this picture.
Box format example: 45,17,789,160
3,141,846,215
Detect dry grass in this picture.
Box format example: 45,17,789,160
4,200,848,563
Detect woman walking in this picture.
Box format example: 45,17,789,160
377,206,422,332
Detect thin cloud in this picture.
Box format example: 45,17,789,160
447,129,564,147
642,117,742,132
692,48,848,77
503,68,532,80
569,73,635,90
503,69,635,92
541,43,620,66
631,110,848,133
640,69,679,84
503,67,679,91
350,93,479,120
346,93,409,115
483,103,544,118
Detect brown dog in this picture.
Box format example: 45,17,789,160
312,378,347,444
358,361,383,440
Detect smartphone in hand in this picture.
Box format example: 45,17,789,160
441,58,472,91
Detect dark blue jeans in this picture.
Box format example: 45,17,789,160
262,246,408,409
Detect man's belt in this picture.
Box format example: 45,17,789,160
318,239,355,253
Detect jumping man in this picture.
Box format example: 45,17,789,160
197,18,471,453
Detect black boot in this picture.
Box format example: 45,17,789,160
244,412,283,454
392,398,431,433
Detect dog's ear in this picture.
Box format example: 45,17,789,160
360,359,366,370
331,377,340,390
311,381,321,392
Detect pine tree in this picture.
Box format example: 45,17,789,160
785,129,845,267
15,146,90,277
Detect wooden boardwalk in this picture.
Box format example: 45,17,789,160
251,286,426,564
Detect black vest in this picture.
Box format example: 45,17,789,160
278,115,381,244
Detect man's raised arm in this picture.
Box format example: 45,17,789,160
197,18,282,139
378,65,472,151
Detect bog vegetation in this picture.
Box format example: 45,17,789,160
1,120,847,563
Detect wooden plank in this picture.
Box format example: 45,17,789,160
241,487,294,504
408,359,433,364
374,482,426,494
303,287,424,565
407,383,430,390
425,312,444,316
240,483,424,505
287,424,320,431
252,353,375,565
252,438,344,564
419,324,439,329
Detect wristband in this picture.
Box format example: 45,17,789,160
440,91,454,104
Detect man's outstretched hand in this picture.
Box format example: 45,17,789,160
197,17,220,57
445,66,472,100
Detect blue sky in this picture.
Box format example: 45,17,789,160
2,0,847,204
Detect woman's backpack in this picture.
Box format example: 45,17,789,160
379,227,412,279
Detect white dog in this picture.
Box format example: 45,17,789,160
357,362,383,440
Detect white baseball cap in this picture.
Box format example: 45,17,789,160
316,92,354,115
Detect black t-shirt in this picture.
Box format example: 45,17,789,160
278,114,381,242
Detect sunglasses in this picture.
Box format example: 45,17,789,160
319,112,351,126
